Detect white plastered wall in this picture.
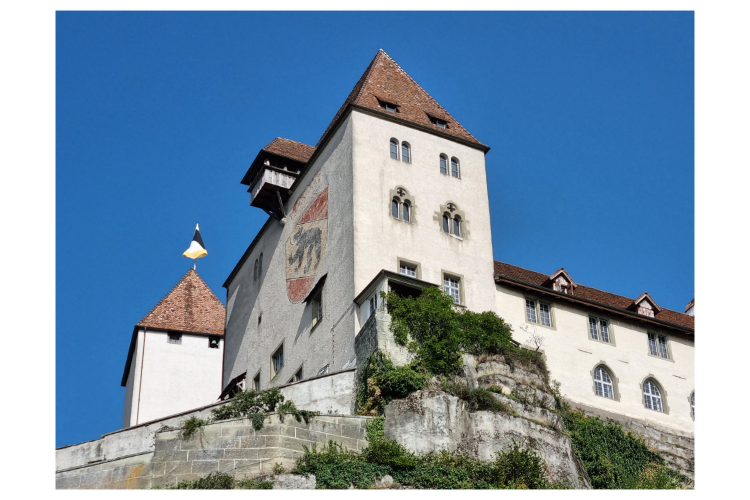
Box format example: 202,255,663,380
495,285,695,434
351,111,497,318
132,329,224,425
223,114,357,390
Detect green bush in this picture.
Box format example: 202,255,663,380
384,287,514,375
180,415,209,440
210,388,318,430
561,409,685,489
163,471,236,489
292,438,559,489
356,352,426,415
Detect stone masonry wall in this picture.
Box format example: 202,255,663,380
56,413,373,489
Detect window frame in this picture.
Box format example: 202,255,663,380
588,315,616,346
270,342,284,380
640,376,670,414
441,270,465,306
590,362,620,401
167,332,182,345
439,154,448,175
689,391,695,420
397,258,421,280
391,197,400,219
593,366,615,400
523,296,555,330
402,200,411,222
252,370,261,391
310,288,323,331
390,138,399,160
450,157,460,178
401,142,411,163
289,365,303,384
646,332,674,362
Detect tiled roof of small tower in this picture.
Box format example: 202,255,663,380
262,137,315,163
494,261,694,330
317,49,487,150
137,269,225,335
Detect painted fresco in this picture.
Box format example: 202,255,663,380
286,188,328,303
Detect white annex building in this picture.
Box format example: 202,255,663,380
217,50,694,435
121,269,226,427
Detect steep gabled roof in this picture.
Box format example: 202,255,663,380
317,49,488,151
137,269,225,335
494,261,694,331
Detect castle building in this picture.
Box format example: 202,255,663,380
221,50,694,435
121,269,226,427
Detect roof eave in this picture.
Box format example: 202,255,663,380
494,274,694,335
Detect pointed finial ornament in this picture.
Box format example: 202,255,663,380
183,223,208,270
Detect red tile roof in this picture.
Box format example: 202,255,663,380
262,137,315,163
494,261,694,331
137,269,225,335
317,49,487,150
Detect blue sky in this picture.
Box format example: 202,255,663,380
56,11,693,447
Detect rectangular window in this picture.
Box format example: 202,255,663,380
385,103,397,113
311,290,323,328
290,367,302,383
589,316,612,343
253,373,260,391
526,299,537,323
400,263,416,277
369,295,377,315
167,332,182,345
539,303,551,327
648,333,658,356
271,345,284,377
589,317,599,340
599,320,610,343
658,335,669,359
444,276,460,304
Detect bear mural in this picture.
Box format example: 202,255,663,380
285,188,328,303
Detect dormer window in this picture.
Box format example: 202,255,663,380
378,99,399,113
547,268,577,295
632,292,661,318
428,115,448,129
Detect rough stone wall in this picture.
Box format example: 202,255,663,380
384,390,589,489
57,370,356,472
57,413,373,489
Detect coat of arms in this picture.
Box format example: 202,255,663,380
286,188,328,303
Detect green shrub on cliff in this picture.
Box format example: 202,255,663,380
356,352,426,416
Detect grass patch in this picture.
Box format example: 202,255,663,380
441,379,513,414
210,388,318,430
357,352,426,416
151,471,274,489
180,416,209,440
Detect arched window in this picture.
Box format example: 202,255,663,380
253,259,258,281
403,201,411,222
401,142,411,163
594,366,614,399
453,216,461,237
258,253,263,278
391,198,400,219
643,380,663,412
690,391,695,419
451,157,460,178
390,139,399,159
442,213,450,233
440,154,448,174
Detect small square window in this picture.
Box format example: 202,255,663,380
386,103,397,113
167,332,182,345
400,263,417,277
208,336,220,349
271,345,284,378
289,367,303,383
